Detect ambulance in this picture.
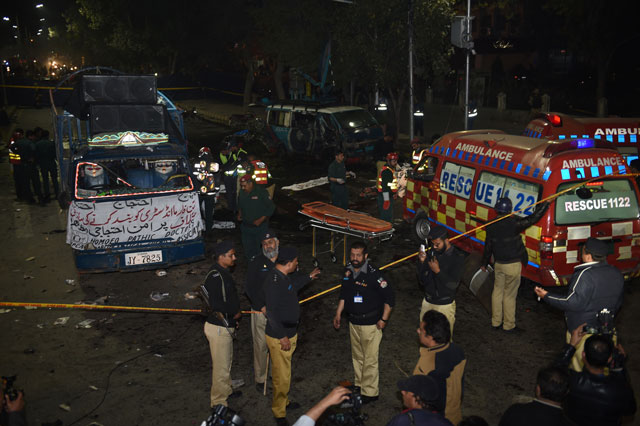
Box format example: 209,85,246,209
524,113,640,165
404,130,640,287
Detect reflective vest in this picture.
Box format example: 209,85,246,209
251,160,269,184
8,141,21,164
377,165,398,193
219,152,230,165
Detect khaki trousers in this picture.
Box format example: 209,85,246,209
349,323,383,397
420,299,456,336
251,313,269,384
266,334,298,418
204,322,234,407
492,261,522,330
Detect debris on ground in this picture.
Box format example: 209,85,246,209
155,270,167,277
89,385,99,391
0,309,11,314
58,403,71,412
23,274,34,280
53,317,70,326
184,292,198,300
76,319,96,329
65,279,76,286
25,256,36,261
150,291,170,301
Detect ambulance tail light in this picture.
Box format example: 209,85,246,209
540,236,554,259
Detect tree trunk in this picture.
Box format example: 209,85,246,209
273,55,286,100
242,48,255,111
388,87,406,142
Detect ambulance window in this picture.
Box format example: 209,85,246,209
439,162,475,199
475,171,541,217
555,179,639,225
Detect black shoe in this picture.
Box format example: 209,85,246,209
504,326,524,334
361,395,379,404
492,324,502,331
256,382,265,393
275,418,289,426
228,390,242,399
286,401,301,410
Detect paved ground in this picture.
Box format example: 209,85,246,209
0,103,638,426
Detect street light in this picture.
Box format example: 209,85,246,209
36,4,44,8
2,17,9,21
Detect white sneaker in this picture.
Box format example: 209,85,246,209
231,378,245,389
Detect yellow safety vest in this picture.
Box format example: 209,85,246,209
377,165,398,192
9,141,21,164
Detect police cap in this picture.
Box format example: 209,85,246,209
261,228,277,241
277,246,298,263
213,240,234,256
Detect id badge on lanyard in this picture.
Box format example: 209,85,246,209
354,293,363,304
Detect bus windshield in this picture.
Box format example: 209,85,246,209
75,157,194,199
555,180,639,225
332,109,378,129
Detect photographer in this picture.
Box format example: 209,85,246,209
386,375,452,426
535,237,624,370
0,385,26,426
417,226,464,335
554,325,636,425
292,386,352,426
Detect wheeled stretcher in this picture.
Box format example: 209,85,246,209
298,202,394,266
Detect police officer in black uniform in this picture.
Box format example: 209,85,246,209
333,240,395,404
417,225,465,335
245,229,279,392
203,241,242,408
264,246,321,425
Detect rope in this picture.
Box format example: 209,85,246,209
3,170,636,315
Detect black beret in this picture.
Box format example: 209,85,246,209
428,225,448,240
213,240,234,256
277,246,298,263
584,237,608,257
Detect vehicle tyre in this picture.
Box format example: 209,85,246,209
411,210,430,243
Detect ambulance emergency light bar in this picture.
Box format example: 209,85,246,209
543,138,615,157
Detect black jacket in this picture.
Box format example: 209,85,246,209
499,400,570,426
203,264,240,327
417,245,464,305
265,268,312,339
544,261,624,331
339,260,395,325
481,202,548,266
555,344,636,425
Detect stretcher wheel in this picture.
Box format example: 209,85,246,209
330,253,337,263
312,258,319,267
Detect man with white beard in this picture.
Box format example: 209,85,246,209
245,229,279,393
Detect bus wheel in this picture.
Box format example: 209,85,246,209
412,210,430,242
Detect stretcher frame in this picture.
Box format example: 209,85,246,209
298,208,394,266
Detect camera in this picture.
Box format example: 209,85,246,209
1,375,20,401
201,404,245,426
327,385,367,426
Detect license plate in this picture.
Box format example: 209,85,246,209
125,250,163,266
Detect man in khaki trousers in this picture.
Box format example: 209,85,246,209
333,241,395,404
245,229,279,391
203,241,242,407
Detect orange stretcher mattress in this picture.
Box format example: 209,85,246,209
299,202,392,233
